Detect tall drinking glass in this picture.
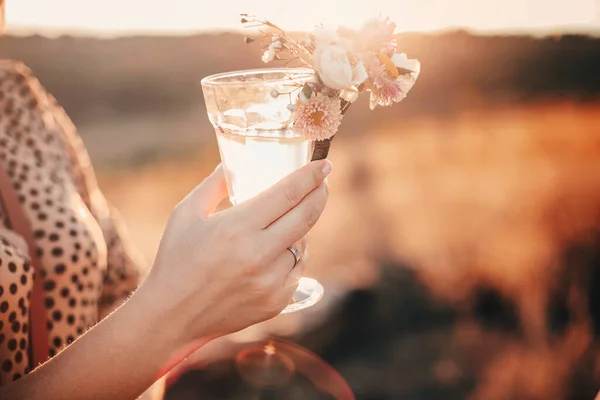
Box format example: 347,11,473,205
201,68,324,314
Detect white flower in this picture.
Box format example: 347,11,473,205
391,53,421,76
313,46,367,91
262,47,276,63
312,43,354,90
352,62,368,86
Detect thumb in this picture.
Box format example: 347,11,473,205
183,164,229,217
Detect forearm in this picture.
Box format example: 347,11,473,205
0,280,185,400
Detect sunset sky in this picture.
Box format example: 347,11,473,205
6,0,600,36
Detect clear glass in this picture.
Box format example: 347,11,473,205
201,68,324,313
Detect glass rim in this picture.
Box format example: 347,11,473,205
201,67,315,87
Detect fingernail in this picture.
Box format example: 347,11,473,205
322,160,332,176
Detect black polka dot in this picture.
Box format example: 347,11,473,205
51,248,63,257
19,338,26,350
7,339,17,351
11,321,20,333
8,311,16,322
71,254,79,263
74,243,81,250
45,199,54,207
9,283,17,294
20,274,27,285
21,323,28,334
37,213,47,221
47,321,53,331
17,194,25,204
82,298,89,306
14,351,23,363
85,250,92,258
68,298,76,307
0,301,8,312
53,337,62,348
76,327,84,335
12,373,22,381
77,284,84,292
30,202,40,210
82,267,88,275
71,274,78,283
0,286,3,297
0,333,4,344
48,233,60,242
66,335,75,344
69,230,77,237
8,262,17,273
49,349,56,357
44,297,55,309
66,314,75,325
29,188,39,197
52,310,62,322
57,207,65,213
60,288,69,298
43,280,56,291
55,221,65,229
2,359,12,373
0,320,3,330
54,264,66,274
70,216,77,223
36,247,43,258
23,263,31,273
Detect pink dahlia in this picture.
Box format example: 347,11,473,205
292,93,343,141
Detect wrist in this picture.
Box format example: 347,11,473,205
133,273,215,376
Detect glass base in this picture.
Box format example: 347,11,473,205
282,277,324,314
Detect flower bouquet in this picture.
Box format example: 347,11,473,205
200,15,420,313
242,14,421,160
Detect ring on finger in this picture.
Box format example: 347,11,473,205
287,245,301,268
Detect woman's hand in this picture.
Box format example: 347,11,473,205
0,160,331,400
144,159,331,343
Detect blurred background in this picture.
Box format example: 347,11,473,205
2,0,600,398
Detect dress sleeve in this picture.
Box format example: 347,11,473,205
0,62,37,384
44,83,148,319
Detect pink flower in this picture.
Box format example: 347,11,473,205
362,57,402,109
293,93,343,141
369,68,405,109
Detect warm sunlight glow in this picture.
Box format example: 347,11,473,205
6,0,599,36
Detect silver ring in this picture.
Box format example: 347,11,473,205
287,246,301,268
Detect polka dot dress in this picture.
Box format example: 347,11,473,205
0,61,145,386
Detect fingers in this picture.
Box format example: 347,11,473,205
263,181,328,249
274,237,307,276
233,160,332,229
180,164,228,217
